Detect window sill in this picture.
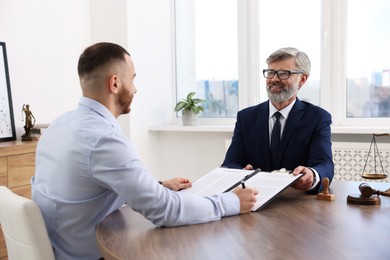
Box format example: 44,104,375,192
331,126,389,134
148,125,234,133
149,124,389,134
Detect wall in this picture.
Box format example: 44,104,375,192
89,0,131,138
0,0,133,138
156,132,234,180
0,0,90,138
0,0,180,181
125,0,238,181
126,0,176,180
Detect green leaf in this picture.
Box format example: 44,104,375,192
187,92,196,100
174,101,187,112
192,98,205,104
192,106,200,114
175,92,204,114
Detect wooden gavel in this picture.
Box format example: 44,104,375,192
359,183,390,198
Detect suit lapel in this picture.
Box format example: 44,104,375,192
258,102,272,169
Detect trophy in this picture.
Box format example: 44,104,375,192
21,104,36,141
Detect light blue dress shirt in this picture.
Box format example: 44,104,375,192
31,97,239,260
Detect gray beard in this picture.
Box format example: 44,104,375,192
267,84,299,103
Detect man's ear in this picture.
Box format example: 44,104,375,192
108,75,120,94
299,74,308,88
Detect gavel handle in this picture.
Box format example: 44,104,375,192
379,188,390,197
359,183,390,198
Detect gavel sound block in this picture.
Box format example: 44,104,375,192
317,178,335,201
347,183,382,205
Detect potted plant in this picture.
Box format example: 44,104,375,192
174,92,205,126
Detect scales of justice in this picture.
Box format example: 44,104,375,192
347,133,390,205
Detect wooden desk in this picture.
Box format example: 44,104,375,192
96,181,390,260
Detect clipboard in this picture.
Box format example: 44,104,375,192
179,167,302,211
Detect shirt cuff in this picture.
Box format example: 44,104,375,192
306,167,320,191
219,192,240,216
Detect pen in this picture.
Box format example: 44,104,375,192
241,180,246,189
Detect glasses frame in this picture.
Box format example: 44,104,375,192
263,69,303,80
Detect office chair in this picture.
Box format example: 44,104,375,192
0,186,55,260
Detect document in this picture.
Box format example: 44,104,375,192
179,167,302,211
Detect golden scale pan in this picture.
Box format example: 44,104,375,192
361,173,388,179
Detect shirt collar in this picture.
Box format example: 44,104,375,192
269,98,296,119
78,97,123,133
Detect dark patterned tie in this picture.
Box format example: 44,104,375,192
270,112,282,170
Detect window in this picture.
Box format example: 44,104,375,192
259,0,321,106
346,0,390,118
174,0,390,131
175,0,238,118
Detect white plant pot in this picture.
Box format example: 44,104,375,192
182,110,198,126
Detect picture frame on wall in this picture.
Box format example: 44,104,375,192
0,42,16,142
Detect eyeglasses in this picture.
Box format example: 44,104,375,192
263,69,303,80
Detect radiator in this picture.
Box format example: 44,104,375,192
225,139,390,183
333,142,390,183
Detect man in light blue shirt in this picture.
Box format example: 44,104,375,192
31,42,258,260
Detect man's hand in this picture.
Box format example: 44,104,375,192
233,187,258,214
161,177,192,191
244,164,253,170
291,166,314,191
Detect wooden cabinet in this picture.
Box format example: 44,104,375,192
0,140,37,260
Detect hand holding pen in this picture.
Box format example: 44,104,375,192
233,184,258,214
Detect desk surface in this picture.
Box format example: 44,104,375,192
96,181,390,260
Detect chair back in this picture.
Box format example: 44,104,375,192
0,186,55,260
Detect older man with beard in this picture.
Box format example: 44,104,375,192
222,47,334,194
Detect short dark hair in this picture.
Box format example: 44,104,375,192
77,42,130,78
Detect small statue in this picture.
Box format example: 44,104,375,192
21,104,36,141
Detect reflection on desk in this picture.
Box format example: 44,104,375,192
96,181,390,260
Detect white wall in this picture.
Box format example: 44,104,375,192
0,0,90,138
89,0,131,138
125,0,232,181
0,0,227,182
0,0,134,136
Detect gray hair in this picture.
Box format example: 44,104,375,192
266,47,311,76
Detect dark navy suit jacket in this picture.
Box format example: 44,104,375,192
222,99,334,193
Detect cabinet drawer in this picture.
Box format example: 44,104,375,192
7,153,35,189
0,140,37,260
0,225,6,259
0,157,6,186
0,246,6,260
11,185,32,199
